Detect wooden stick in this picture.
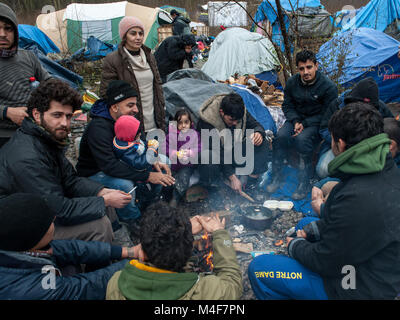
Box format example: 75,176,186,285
239,190,255,202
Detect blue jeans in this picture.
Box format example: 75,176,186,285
89,172,141,222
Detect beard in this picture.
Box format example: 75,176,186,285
40,115,70,142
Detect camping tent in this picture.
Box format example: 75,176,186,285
36,1,172,53
18,24,60,55
253,0,333,50
317,27,400,103
339,0,400,39
201,27,279,81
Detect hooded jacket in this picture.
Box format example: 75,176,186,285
76,99,151,182
154,34,196,81
99,44,165,132
0,239,127,300
288,133,400,299
0,3,50,136
106,229,243,300
172,16,191,36
0,118,107,225
196,93,265,178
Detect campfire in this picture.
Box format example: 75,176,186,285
191,232,214,273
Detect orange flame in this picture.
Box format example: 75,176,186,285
201,232,214,270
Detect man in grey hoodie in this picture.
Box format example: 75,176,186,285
0,3,51,148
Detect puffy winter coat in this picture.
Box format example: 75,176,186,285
0,239,127,300
0,118,107,226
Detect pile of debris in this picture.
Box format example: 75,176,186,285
218,73,284,107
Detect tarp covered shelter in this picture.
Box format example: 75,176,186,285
18,24,60,55
36,1,172,53
317,27,400,103
201,27,279,81
339,0,400,39
253,0,333,50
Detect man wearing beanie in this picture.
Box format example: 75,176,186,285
154,34,197,83
0,3,51,148
170,9,192,36
0,79,131,244
0,193,143,300
77,80,175,225
316,77,394,179
100,15,166,134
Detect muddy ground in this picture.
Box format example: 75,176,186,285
67,118,303,300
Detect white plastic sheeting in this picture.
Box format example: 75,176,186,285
207,1,247,27
201,27,279,81
63,1,127,21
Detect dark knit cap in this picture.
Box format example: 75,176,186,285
344,77,380,108
182,34,196,47
106,80,138,107
0,194,56,251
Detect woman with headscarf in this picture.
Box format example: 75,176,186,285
100,16,166,134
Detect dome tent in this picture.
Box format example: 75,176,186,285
201,27,279,81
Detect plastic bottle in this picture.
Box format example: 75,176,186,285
29,77,40,90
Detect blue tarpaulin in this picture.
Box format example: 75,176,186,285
340,0,400,33
253,0,324,51
18,24,59,55
230,84,277,135
69,36,117,62
317,27,400,103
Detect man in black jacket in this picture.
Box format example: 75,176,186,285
267,50,338,199
0,79,131,243
154,34,196,83
170,9,191,36
76,80,175,223
316,77,393,178
249,102,400,300
197,93,269,194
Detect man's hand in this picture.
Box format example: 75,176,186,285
147,171,175,187
6,106,29,126
250,132,263,146
122,244,147,262
199,213,225,233
97,188,115,197
311,186,324,216
154,161,172,176
292,122,304,137
191,215,209,234
102,190,132,208
228,174,242,193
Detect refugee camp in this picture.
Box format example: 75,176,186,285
1,0,400,306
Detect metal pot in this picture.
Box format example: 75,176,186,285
240,205,279,231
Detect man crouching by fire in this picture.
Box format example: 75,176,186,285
106,201,242,300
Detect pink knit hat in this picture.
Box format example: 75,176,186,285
119,16,145,40
115,115,141,142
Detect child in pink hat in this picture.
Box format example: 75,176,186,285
113,115,159,171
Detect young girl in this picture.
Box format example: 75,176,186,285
166,109,201,207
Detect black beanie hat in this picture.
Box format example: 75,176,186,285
0,194,56,252
344,77,379,108
106,80,138,107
